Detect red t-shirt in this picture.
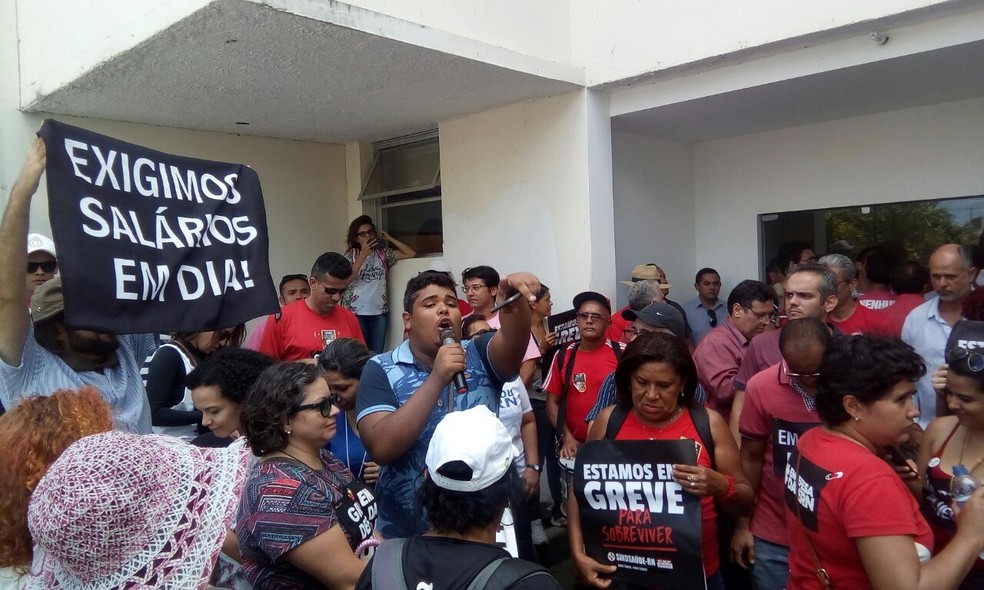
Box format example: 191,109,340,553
258,299,364,361
606,305,631,343
739,363,821,546
614,409,719,576
857,290,896,311
878,293,927,338
545,341,621,441
786,428,933,590
829,303,893,336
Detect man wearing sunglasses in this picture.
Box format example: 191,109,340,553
25,232,57,302
257,252,365,361
0,139,156,431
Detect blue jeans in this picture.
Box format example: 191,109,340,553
357,313,388,354
751,537,789,590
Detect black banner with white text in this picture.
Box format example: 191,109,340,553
574,440,705,589
38,120,279,333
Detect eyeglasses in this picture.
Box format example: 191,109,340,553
461,284,488,293
782,361,820,379
576,311,606,322
27,260,57,273
291,394,339,417
947,346,984,372
357,230,376,238
707,309,718,328
744,306,774,323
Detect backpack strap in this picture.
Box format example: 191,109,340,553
604,402,630,440
557,343,579,436
370,538,408,590
688,405,716,470
608,338,622,361
466,557,554,590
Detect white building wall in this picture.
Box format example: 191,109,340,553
693,96,984,288
571,0,957,85
439,90,615,309
611,132,695,308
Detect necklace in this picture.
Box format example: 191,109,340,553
958,427,984,475
637,406,685,440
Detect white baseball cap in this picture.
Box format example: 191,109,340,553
27,233,56,257
425,406,517,493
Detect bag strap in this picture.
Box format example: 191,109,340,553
370,538,409,590
466,557,553,590
605,403,630,440
557,343,579,434
688,404,716,470
793,451,832,589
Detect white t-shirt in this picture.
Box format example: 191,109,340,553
497,378,532,473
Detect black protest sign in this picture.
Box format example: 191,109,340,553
38,120,279,333
574,440,705,589
771,418,820,476
784,449,830,532
548,309,579,346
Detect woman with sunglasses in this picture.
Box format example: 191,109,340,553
342,215,416,354
918,320,984,589
238,362,377,589
145,326,245,441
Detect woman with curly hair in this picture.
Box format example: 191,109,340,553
189,347,274,448
0,387,112,583
237,362,377,589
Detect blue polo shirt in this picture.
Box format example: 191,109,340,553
355,333,506,538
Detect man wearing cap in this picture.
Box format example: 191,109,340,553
357,406,560,589
25,232,57,302
685,267,727,345
692,280,777,424
0,138,156,432
544,292,623,460
584,302,692,425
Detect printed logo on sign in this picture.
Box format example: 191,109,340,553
574,373,587,393
608,552,617,561
321,330,337,347
657,559,673,570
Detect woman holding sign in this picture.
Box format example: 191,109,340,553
569,332,752,589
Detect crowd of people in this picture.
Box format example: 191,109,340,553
5,136,984,590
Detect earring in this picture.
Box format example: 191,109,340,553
285,428,292,435
853,416,860,422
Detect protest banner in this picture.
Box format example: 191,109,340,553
548,309,579,346
771,418,820,476
574,440,705,589
37,119,279,333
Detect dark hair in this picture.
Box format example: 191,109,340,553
788,262,838,301
766,257,784,276
726,280,776,315
961,289,984,322
419,465,512,535
694,267,719,284
779,318,832,354
816,335,925,426
403,271,457,313
279,274,309,296
240,363,320,456
535,283,551,301
890,260,929,295
186,347,274,403
863,248,899,285
461,266,500,289
346,215,376,251
170,325,247,352
319,338,371,378
461,315,491,340
614,332,698,409
311,252,353,281
777,240,814,272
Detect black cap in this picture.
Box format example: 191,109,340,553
622,303,686,339
572,291,611,315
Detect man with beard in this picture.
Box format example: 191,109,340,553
903,243,978,427
356,270,540,538
0,139,156,432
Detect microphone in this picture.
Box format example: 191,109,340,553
440,329,469,394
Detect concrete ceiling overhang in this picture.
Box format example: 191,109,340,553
611,38,984,142
22,0,583,143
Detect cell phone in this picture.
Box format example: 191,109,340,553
489,291,524,313
883,445,918,474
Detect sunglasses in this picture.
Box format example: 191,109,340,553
947,346,984,372
27,260,57,273
706,308,718,328
782,361,820,379
576,311,606,322
314,281,345,297
291,394,339,417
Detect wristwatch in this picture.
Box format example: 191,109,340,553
525,464,541,472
